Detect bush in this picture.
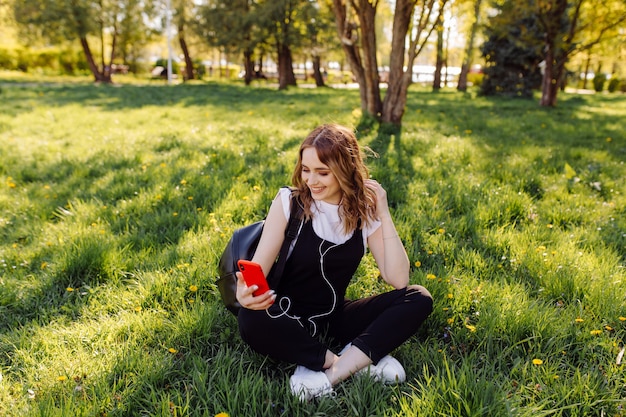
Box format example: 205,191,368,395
593,73,607,92
0,48,16,70
607,77,621,93
466,72,484,87
155,58,179,74
5,47,89,75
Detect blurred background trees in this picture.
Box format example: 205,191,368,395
1,0,624,124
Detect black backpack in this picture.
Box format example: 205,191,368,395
216,192,303,315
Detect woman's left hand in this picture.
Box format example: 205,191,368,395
365,179,390,219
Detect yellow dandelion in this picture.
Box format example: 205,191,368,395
160,162,167,168
447,293,454,299
606,137,612,143
242,196,249,200
465,324,477,332
547,224,553,229
188,196,193,200
189,285,198,292
252,185,261,191
414,261,421,267
438,228,445,234
134,306,142,312
168,348,178,354
532,359,543,365
575,318,584,323
619,317,626,322
188,299,195,304
180,179,187,185
447,318,454,325
66,287,74,292
590,330,602,336
57,376,67,381
605,325,613,331
173,212,178,216
215,413,229,417
41,262,48,269
426,273,436,280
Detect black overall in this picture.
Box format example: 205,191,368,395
238,218,433,371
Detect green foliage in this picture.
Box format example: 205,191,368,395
480,0,543,98
0,48,16,70
0,77,624,416
607,76,620,93
155,58,180,75
593,73,607,92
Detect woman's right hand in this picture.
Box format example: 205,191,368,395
235,272,276,310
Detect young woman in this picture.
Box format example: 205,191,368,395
235,124,433,400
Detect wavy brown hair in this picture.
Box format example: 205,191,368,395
291,124,377,234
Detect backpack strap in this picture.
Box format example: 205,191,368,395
268,191,303,289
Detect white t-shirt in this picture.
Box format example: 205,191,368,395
277,187,381,249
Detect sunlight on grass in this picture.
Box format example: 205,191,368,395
0,77,624,416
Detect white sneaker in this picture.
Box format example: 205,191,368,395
289,365,333,401
339,343,406,384
359,354,406,384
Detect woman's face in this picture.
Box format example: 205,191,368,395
301,147,342,205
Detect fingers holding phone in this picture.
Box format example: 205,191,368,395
236,260,276,309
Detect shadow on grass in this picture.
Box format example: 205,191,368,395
0,81,359,119
0,126,296,332
363,121,417,209
405,90,625,161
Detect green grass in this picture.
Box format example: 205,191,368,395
0,72,624,416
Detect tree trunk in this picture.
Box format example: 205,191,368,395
258,55,264,74
540,44,558,106
358,0,382,117
582,53,591,89
278,43,297,90
243,48,254,85
80,37,108,83
105,23,117,82
381,0,414,125
330,0,375,115
457,0,482,91
312,55,325,87
433,16,444,91
178,24,194,81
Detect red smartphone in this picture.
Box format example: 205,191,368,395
237,260,271,296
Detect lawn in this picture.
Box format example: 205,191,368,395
0,72,624,416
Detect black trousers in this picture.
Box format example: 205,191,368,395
238,284,433,371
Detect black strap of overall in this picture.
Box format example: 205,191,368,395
269,192,303,288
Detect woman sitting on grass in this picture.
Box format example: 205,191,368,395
235,123,433,401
